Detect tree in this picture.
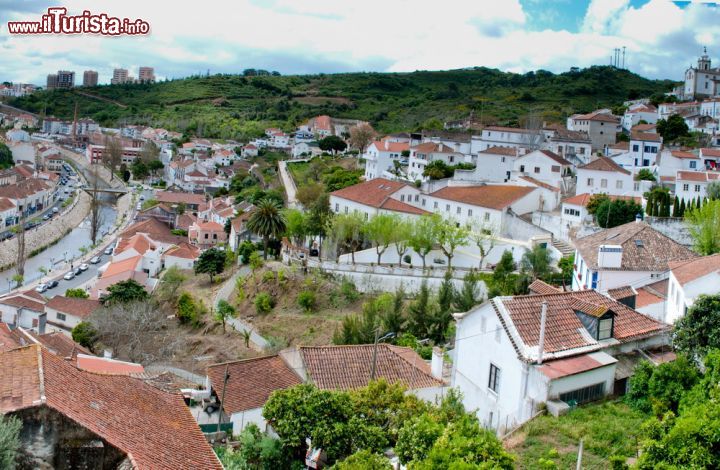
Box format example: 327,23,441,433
392,217,413,267
194,248,227,283
0,142,13,169
284,208,308,247
365,213,397,265
422,160,452,180
139,140,160,164
102,279,149,305
246,198,286,260
673,294,720,358
0,414,21,470
334,450,391,470
407,282,437,340
131,159,149,180
215,299,236,333
455,271,481,312
409,215,438,270
71,321,97,349
330,212,365,264
177,292,199,325
215,424,286,469
431,272,456,343
520,245,553,282
147,159,164,178
470,222,496,269
65,288,89,299
685,199,720,255
635,168,656,182
645,186,671,219
436,217,469,269
103,136,122,179
306,193,333,258
672,195,681,217
657,114,690,142
596,199,643,228
707,181,720,201
318,135,347,155
296,182,325,207
89,163,104,245
492,250,516,296
348,122,377,156
586,193,610,215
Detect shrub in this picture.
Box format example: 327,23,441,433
177,292,199,324
71,321,97,349
262,270,276,283
254,292,274,314
341,278,359,302
297,290,317,312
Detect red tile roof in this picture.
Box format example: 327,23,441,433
331,178,409,207
528,279,562,295
379,198,430,215
0,323,20,352
669,253,720,285
119,218,185,245
164,242,200,260
0,197,15,211
299,344,442,390
101,255,142,279
579,157,631,174
155,190,206,206
46,296,101,319
670,150,699,160
636,280,668,308
430,185,535,210
701,148,720,158
207,355,301,413
493,289,668,358
538,352,614,379
75,354,145,375
479,146,519,157
563,193,640,208
370,141,410,153
631,132,662,142
606,286,637,301
27,331,92,358
0,291,46,312
574,221,696,271
535,149,573,166
676,171,720,182
411,142,460,154
573,111,620,123
0,345,223,469
519,176,560,192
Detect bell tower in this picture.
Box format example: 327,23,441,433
698,46,711,70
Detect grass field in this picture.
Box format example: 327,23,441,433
506,400,648,469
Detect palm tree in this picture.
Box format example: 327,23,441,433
246,198,287,259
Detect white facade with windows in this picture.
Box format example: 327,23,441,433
575,168,636,197
675,171,720,202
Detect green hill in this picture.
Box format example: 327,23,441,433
10,66,675,140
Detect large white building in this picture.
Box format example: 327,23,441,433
666,254,720,324
675,170,720,203
363,140,410,180
452,289,669,434
682,48,720,99
575,157,638,197
407,142,467,182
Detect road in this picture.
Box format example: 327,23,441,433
278,158,309,209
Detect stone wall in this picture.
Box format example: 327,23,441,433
0,191,91,269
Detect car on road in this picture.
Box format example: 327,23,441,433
47,280,59,289
63,271,75,280
79,263,89,271
42,214,50,221
52,207,59,214
139,195,145,201
73,267,83,276
90,256,101,264
35,283,48,293
104,246,114,255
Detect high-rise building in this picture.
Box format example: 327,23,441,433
138,67,155,83
111,68,129,85
56,70,75,88
82,70,98,87
46,74,58,90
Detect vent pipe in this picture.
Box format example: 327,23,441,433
537,301,548,365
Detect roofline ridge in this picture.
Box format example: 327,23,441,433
385,343,444,385
36,345,47,404
207,353,280,368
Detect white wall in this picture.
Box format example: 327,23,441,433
230,408,266,435
575,168,635,197
512,151,566,189
666,271,720,324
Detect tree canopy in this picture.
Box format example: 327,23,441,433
194,248,227,283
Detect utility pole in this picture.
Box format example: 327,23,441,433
216,364,230,433
576,439,584,470
370,327,380,380
622,46,626,69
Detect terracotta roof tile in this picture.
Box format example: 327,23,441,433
28,331,92,358
535,149,573,166
430,185,535,210
164,242,200,260
379,198,430,215
631,132,662,142
579,157,631,174
411,142,460,154
519,176,560,192
495,289,668,358
670,150,699,160
478,146,519,157
299,344,442,390
207,355,301,413
676,171,720,182
120,218,185,245
46,296,101,319
635,279,668,308
155,190,206,206
370,141,410,153
75,354,145,375
528,279,562,295
331,178,409,207
669,253,720,285
607,286,637,301
701,148,720,158
574,221,696,271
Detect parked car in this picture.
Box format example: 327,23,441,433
79,263,89,271
90,256,101,264
42,214,50,221
63,271,75,280
52,207,59,214
139,195,145,201
73,267,82,276
35,283,48,293
47,280,59,289
104,246,114,255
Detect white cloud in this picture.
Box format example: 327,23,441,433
0,0,717,84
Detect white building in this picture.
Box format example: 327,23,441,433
363,140,410,180
700,98,720,120
330,178,427,220
572,221,697,293
0,291,47,332
452,289,669,434
627,132,662,168
675,170,720,203
561,193,642,231
656,150,702,179
621,104,658,132
44,296,101,334
567,110,620,151
701,147,720,170
665,254,720,324
408,142,467,182
575,157,638,197
511,149,572,192
454,146,521,183
471,126,542,153
682,48,720,99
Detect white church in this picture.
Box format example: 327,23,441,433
682,48,720,99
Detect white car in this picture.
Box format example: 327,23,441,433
104,246,114,255
79,263,89,271
63,271,75,280
35,283,48,293
90,256,101,264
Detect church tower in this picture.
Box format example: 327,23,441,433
698,47,711,71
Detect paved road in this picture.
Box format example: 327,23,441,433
212,265,269,351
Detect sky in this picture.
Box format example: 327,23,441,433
0,0,719,84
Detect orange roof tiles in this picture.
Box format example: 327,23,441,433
75,354,145,375
370,141,409,153
669,253,720,285
479,146,519,156
101,255,141,279
701,148,720,158
430,185,535,210
677,171,720,182
580,156,631,174
299,344,442,390
528,279,562,295
207,355,301,413
607,286,637,301
331,178,409,207
379,198,429,215
411,142,460,154
0,345,223,469
164,242,200,260
538,353,610,379
671,150,699,160
631,132,662,142
519,176,560,192
46,296,101,320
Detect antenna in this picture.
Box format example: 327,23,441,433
622,46,626,69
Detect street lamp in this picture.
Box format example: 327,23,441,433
370,330,396,380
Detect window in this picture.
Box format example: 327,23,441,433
587,178,594,186
689,161,697,169
534,166,541,174
559,383,605,405
400,195,405,202
683,184,689,191
616,180,623,189
468,209,473,217
456,206,461,214
56,312,66,321
445,204,450,212
695,185,701,192
520,165,525,172
501,157,506,163
601,179,608,188
204,233,209,239
334,203,339,211
364,213,369,220
484,213,490,221
449,156,455,163
434,201,438,209
422,198,426,207
598,318,613,340
488,364,501,393
344,207,349,214
415,194,419,202
633,144,639,152
551,165,561,173
213,234,218,240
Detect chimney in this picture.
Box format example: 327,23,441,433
103,349,113,359
431,347,444,380
537,301,547,365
